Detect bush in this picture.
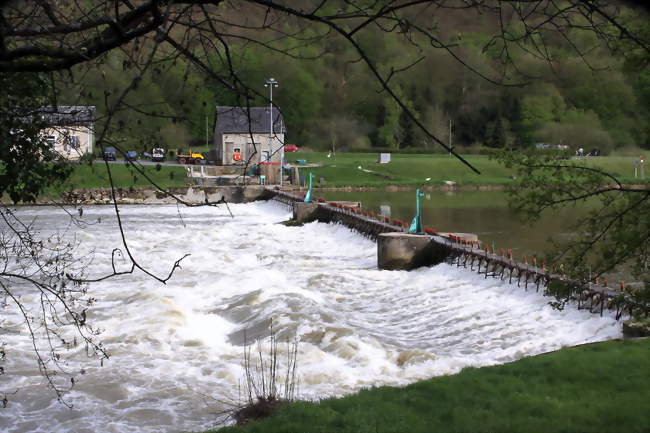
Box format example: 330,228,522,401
233,324,299,425
534,111,615,155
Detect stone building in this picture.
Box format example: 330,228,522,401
39,106,96,160
213,106,286,166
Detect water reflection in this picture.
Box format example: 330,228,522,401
321,189,580,260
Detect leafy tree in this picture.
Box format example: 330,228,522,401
519,84,567,145
0,72,72,202
378,93,402,149
485,115,508,149
495,148,650,316
535,110,613,152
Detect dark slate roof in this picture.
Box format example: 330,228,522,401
215,106,286,135
36,106,96,126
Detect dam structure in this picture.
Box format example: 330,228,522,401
269,188,647,321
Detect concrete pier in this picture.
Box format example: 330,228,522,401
292,202,320,222
377,233,454,270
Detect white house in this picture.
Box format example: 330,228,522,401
213,106,286,166
39,106,96,160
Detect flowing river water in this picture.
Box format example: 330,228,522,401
1,201,621,433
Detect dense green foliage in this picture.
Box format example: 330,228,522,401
214,338,650,433
57,5,649,156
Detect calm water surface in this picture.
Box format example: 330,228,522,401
321,189,581,259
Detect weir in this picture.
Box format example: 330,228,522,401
268,188,648,320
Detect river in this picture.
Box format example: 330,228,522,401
321,189,584,260
0,201,621,433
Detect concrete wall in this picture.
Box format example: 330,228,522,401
50,186,273,205
377,233,454,270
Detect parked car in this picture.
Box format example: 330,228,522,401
103,146,117,161
284,144,299,152
151,147,166,162
125,150,138,161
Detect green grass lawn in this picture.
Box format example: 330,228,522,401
288,152,646,188
46,161,188,196
213,338,650,433
37,152,650,196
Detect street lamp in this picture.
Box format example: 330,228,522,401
264,77,281,186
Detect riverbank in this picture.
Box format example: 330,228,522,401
292,152,646,188
212,338,650,433
22,153,649,200
49,162,188,193
1,186,272,205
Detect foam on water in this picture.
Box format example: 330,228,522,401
0,202,621,432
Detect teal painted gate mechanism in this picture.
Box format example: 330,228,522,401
408,189,425,234
304,172,315,203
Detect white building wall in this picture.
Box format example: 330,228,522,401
43,125,94,161
222,133,284,165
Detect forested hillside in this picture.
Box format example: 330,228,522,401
57,1,649,154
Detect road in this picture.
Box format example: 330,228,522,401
95,159,213,167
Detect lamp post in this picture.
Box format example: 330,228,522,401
264,77,280,186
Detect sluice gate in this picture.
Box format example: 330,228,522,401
268,188,648,320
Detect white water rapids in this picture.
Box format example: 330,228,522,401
0,202,621,433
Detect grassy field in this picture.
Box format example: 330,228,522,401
213,338,650,433
36,152,650,196
288,152,647,188
45,161,188,196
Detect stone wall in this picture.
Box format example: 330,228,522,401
24,186,273,205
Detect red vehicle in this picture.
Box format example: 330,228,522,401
284,144,299,152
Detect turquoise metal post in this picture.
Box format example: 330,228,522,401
304,172,315,203
408,189,425,234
